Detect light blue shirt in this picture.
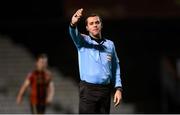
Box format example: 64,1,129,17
69,26,122,88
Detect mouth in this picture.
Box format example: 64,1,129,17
93,29,98,32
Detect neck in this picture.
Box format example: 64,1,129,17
37,68,45,72
89,33,102,39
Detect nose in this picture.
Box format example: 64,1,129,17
93,23,98,27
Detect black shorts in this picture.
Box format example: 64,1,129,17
79,81,111,114
30,103,46,114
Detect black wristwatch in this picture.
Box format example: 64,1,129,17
116,87,123,92
70,22,76,28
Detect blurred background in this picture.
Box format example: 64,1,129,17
0,0,180,113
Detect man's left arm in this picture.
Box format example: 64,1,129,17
112,42,122,107
46,81,54,104
46,72,55,104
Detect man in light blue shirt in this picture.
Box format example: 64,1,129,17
69,8,122,114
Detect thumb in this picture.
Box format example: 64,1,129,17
80,8,83,12
114,95,117,103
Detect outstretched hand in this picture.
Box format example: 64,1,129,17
71,8,83,26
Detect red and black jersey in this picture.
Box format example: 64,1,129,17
27,70,52,105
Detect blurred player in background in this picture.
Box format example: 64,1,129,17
16,54,54,114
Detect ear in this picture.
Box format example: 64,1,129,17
86,25,89,31
101,22,103,29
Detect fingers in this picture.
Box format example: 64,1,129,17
114,97,120,107
46,97,52,104
114,95,120,107
74,8,83,18
71,8,84,26
107,54,112,61
16,98,22,105
113,95,117,103
76,8,83,15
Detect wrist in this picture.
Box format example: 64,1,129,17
115,87,123,92
70,22,76,27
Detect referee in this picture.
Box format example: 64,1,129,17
69,8,122,114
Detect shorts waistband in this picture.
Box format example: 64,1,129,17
80,80,111,88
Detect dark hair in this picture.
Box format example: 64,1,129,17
85,13,102,26
36,53,48,61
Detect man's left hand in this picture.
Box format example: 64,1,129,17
113,89,122,107
46,97,53,105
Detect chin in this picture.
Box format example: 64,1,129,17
92,33,99,36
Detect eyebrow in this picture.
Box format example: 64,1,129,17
89,20,100,23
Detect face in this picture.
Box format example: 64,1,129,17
86,16,102,38
36,58,48,71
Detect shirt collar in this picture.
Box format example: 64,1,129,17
89,35,106,44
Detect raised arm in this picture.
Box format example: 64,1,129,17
69,8,85,49
16,75,30,105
